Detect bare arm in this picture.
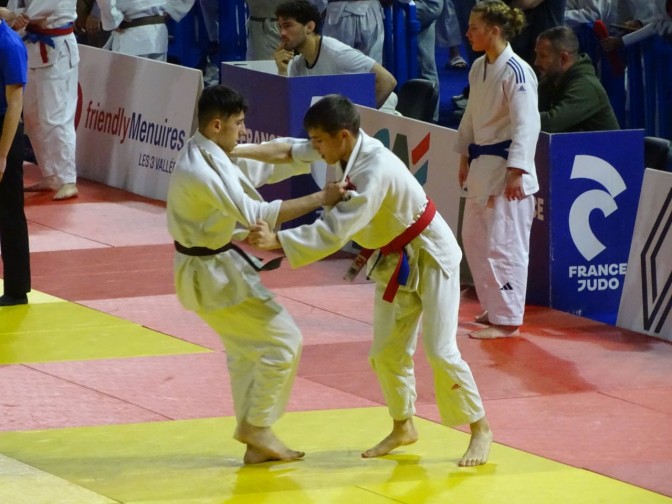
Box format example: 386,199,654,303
0,84,23,183
371,62,397,108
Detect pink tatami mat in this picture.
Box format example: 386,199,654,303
26,354,379,422
0,365,169,431
82,295,224,351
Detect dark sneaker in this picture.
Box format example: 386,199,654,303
0,294,28,306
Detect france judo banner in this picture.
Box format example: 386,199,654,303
527,130,645,324
75,46,203,201
356,107,462,232
617,169,672,341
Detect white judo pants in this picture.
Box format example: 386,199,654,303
198,297,302,428
462,195,535,326
246,18,280,60
24,41,78,186
322,1,385,64
370,250,485,426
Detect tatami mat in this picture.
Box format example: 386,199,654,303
0,409,668,504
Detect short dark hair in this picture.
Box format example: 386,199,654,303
275,0,322,33
198,85,248,128
538,25,580,56
303,95,360,136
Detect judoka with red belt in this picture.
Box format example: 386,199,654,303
6,0,79,200
239,94,493,467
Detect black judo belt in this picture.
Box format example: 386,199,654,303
119,15,166,30
174,241,282,272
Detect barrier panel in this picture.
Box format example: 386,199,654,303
76,46,203,201
528,130,645,324
356,106,461,231
617,168,672,341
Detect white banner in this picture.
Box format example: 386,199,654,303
75,46,203,201
617,168,672,340
357,107,461,231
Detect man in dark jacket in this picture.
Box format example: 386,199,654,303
534,25,620,133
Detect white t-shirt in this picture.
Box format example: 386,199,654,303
289,35,375,76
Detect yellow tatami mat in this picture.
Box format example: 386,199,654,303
0,297,209,364
0,454,115,504
0,408,668,504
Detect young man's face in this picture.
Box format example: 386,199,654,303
214,111,246,153
307,127,348,165
278,16,313,51
534,38,564,81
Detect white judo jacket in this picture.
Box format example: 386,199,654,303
167,132,311,312
280,130,462,293
456,43,540,206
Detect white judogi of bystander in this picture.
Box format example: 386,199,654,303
97,0,194,61
322,0,385,63
276,131,486,427
245,0,283,60
167,132,311,427
8,0,78,187
456,43,540,327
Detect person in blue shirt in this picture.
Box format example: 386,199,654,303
0,15,31,306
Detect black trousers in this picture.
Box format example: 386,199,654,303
0,117,31,296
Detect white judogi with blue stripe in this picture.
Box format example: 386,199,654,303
456,43,540,327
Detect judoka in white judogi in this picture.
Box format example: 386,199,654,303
7,0,79,200
456,42,540,331
97,0,194,60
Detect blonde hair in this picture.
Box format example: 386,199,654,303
472,0,526,40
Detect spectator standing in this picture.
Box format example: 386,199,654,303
4,0,80,201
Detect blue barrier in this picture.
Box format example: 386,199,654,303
383,1,420,87
575,24,672,141
168,0,248,69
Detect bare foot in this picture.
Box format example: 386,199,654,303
459,417,493,467
469,325,519,339
243,444,280,464
25,176,59,192
53,183,78,200
474,310,489,324
362,418,419,458
236,421,305,462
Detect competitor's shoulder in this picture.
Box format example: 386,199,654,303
504,55,532,84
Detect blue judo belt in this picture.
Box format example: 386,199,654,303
467,139,512,165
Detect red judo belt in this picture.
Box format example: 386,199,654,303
25,24,74,64
345,198,437,303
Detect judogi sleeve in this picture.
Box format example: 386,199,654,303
96,0,124,31
503,62,539,172
165,0,196,22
